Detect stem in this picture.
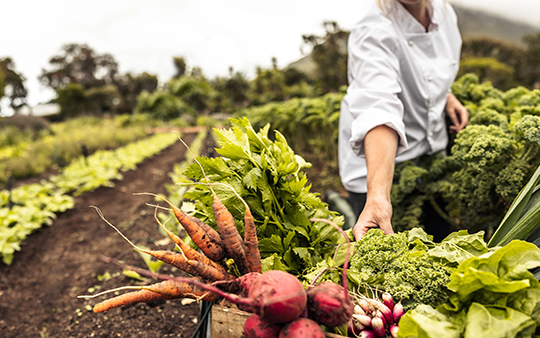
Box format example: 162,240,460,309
427,196,462,230
309,218,351,301
309,267,339,286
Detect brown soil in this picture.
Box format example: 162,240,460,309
0,131,211,338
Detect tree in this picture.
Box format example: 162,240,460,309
249,58,286,105
302,21,349,94
0,67,5,100
39,43,119,90
0,58,28,112
168,76,216,113
173,57,187,79
458,57,516,90
55,83,88,119
115,72,159,114
521,32,540,88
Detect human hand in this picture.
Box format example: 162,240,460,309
446,93,469,133
352,196,394,240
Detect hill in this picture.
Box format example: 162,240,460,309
453,4,539,45
286,4,540,75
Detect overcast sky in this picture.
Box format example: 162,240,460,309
1,0,539,110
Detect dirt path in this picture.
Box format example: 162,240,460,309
0,131,209,338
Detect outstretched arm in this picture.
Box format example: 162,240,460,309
352,125,399,240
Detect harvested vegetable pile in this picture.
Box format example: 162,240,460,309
78,129,353,337
349,228,491,311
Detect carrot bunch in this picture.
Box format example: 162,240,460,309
79,137,262,312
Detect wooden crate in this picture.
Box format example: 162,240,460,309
211,305,346,338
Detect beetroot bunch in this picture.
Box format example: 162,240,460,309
349,292,404,338
241,275,354,338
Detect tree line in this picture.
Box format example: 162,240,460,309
1,22,539,122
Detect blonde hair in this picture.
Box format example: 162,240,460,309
376,0,446,16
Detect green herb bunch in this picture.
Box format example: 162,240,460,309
182,117,343,276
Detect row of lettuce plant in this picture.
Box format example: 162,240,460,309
0,132,178,265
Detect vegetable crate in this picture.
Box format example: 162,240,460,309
210,305,346,338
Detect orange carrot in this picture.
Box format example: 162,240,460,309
176,135,249,275
214,182,262,274
151,207,230,276
92,289,175,313
212,195,248,275
135,192,225,262
187,258,235,281
243,207,262,274
91,206,218,279
142,279,220,301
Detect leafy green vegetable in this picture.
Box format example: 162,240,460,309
392,75,540,236
398,240,540,338
182,117,342,276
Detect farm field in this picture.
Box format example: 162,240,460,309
0,131,208,338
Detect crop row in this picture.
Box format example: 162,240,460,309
0,132,178,265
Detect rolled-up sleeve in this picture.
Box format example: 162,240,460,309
346,24,408,157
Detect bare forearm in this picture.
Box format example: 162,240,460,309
352,125,398,239
364,125,399,201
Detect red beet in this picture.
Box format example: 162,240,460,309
278,318,325,338
243,314,282,338
306,281,354,327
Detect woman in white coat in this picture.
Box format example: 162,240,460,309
339,0,469,240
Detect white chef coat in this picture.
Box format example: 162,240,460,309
339,0,462,193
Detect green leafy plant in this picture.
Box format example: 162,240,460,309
182,117,343,276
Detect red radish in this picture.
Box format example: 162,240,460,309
359,330,376,338
349,319,364,334
371,316,386,338
382,292,394,311
353,313,372,327
278,318,325,338
243,314,282,338
390,325,399,338
375,301,394,324
306,281,354,327
393,301,405,323
307,218,354,327
354,304,366,316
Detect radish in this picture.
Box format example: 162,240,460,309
243,314,282,338
359,330,376,338
371,316,386,337
278,318,325,338
353,313,372,327
390,325,399,338
393,301,405,323
381,292,394,311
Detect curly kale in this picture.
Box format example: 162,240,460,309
351,229,452,311
514,115,540,145
391,74,540,236
495,159,530,203
452,125,514,167
469,108,509,129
